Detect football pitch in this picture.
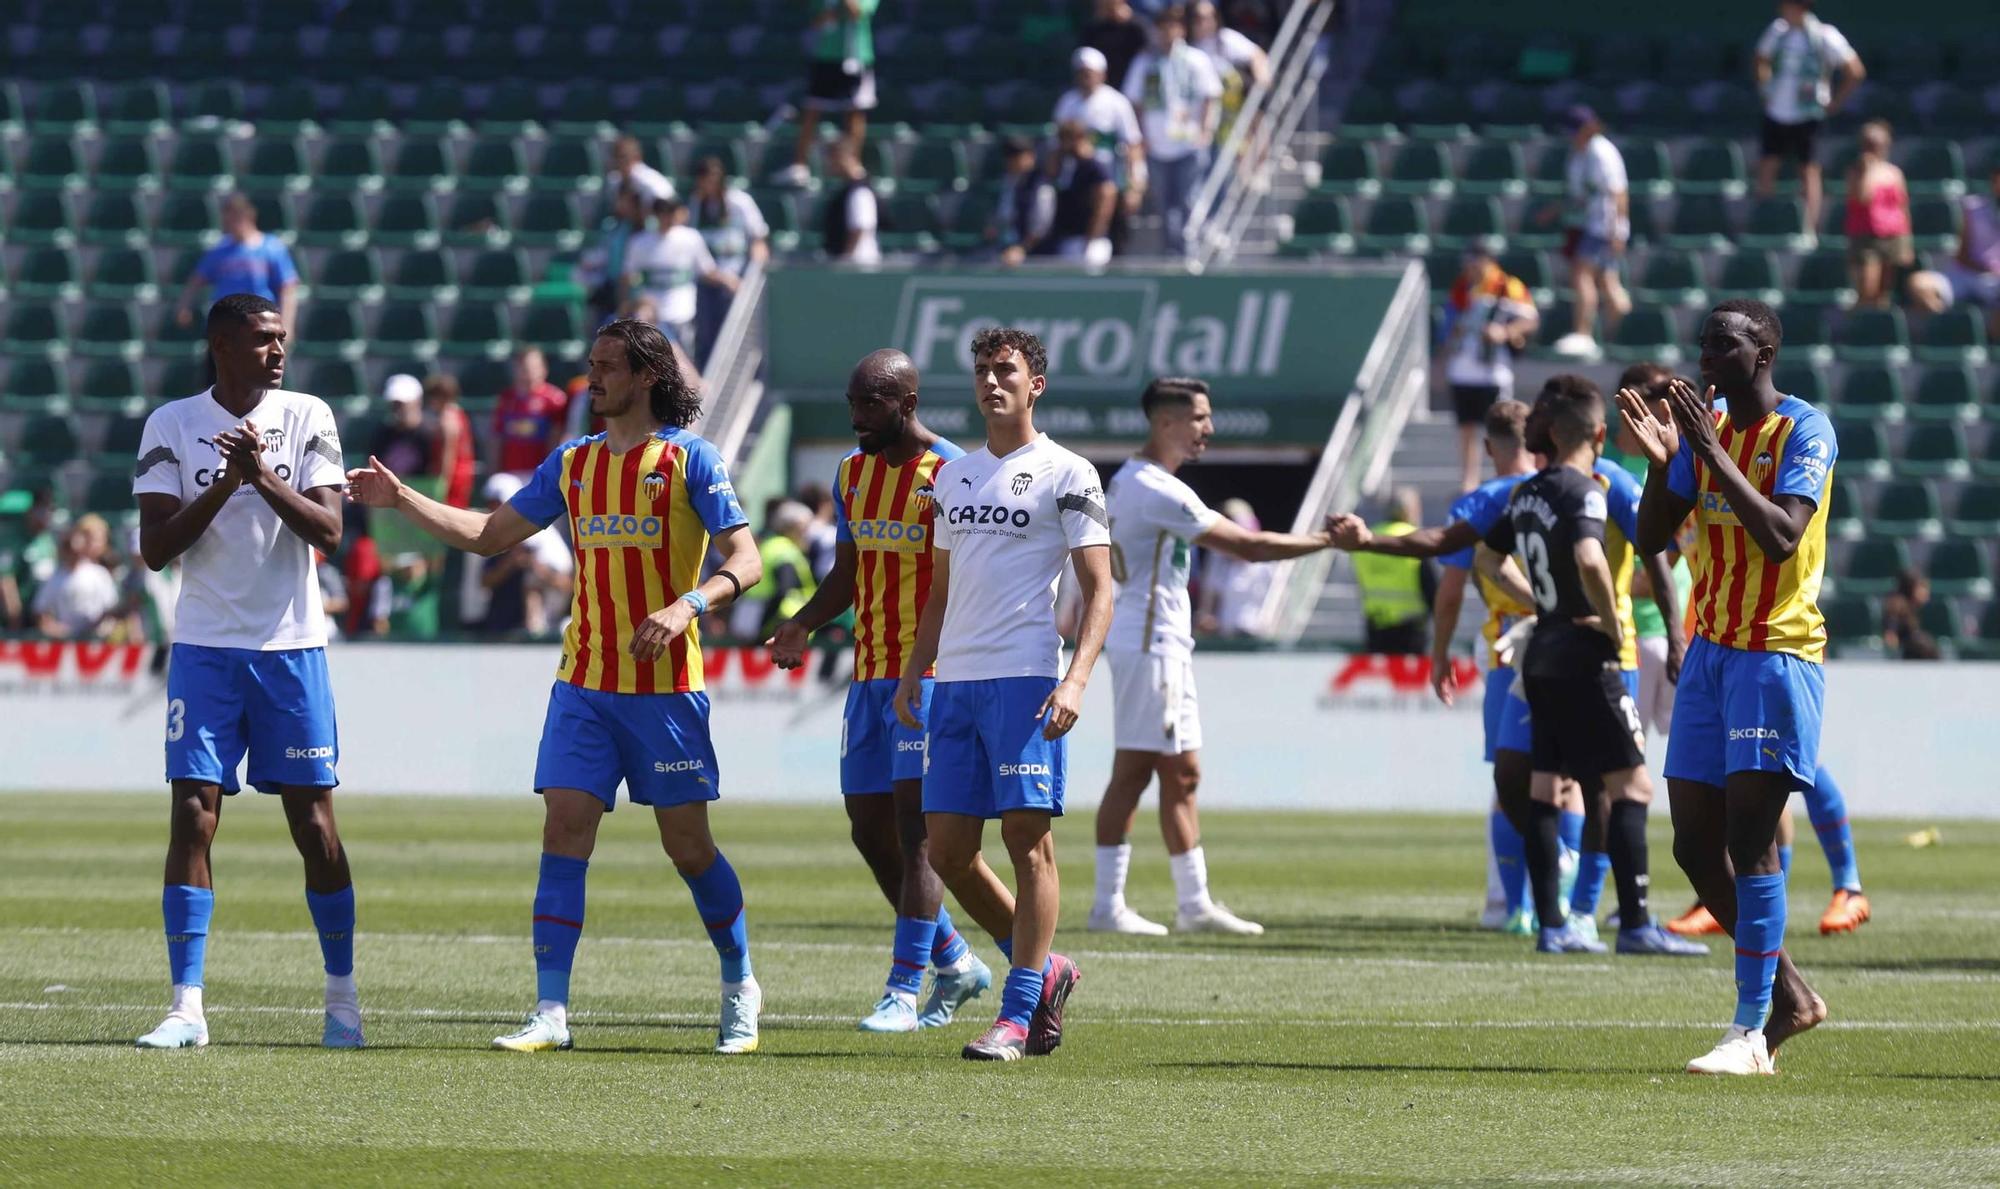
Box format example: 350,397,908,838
2,794,1996,1186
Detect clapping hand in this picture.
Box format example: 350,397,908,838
1614,387,1679,469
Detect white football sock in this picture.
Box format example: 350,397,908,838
1094,844,1131,912
1170,846,1211,913
880,987,918,1007
170,983,204,1019
325,973,360,1028
535,999,567,1027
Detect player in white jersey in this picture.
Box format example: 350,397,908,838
128,294,360,1050
893,328,1113,1061
1091,378,1342,936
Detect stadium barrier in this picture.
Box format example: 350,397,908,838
3,640,1993,818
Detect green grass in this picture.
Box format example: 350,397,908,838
2,795,1998,1186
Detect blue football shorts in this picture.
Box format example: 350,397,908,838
534,682,719,810
921,676,1066,819
1665,636,1824,788
841,676,933,795
165,643,339,794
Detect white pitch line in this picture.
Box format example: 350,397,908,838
0,1001,1991,1033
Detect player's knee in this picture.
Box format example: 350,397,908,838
1160,761,1200,802
1671,832,1719,880
927,835,978,880
661,832,718,876
999,816,1054,866
168,790,219,846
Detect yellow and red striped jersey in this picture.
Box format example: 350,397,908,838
1666,396,1837,662
1594,458,1643,673
510,427,746,693
834,439,963,682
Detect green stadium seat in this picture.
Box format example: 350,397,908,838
1453,143,1524,198
1738,197,1807,251
1902,139,1967,197
1950,483,2000,535
316,138,386,194
454,358,515,407
76,360,144,409
93,136,162,192
514,195,584,250
943,188,994,253
1607,306,1681,362
1772,360,1830,405
1631,252,1706,307
8,192,76,247
167,136,235,193
103,81,171,136
403,81,470,138
1972,602,2000,661
17,413,80,467
1383,142,1453,197
20,135,85,190
372,195,441,249
1831,417,1890,477
534,138,604,194
462,249,532,302
75,302,141,359
294,302,365,360
153,193,221,249
1926,540,1993,599
14,246,81,300
257,81,321,136
31,81,96,134
1910,196,1960,252
1434,196,1504,251
441,303,513,359
99,408,150,461
87,247,158,301
180,81,246,132
242,136,310,193
298,194,367,249
902,139,970,195
1678,140,1747,196
1833,364,1905,418
1476,85,1544,140
372,302,441,362
1910,365,1980,422
1898,422,1970,477
1825,476,1865,538
1817,593,1878,649
1713,250,1782,303
1919,597,1966,649
1789,250,1852,305
158,359,207,398
0,359,69,410
443,193,511,248
1923,85,1986,137
516,302,587,358
1780,305,1832,362
1664,195,1730,250
1356,196,1429,253
300,361,368,402
878,193,942,253
1315,142,1380,196
1496,248,1552,293
1914,307,1987,364
80,469,134,515
0,81,18,135
387,248,458,302
461,137,530,194
387,137,457,194
1619,138,1674,199
80,194,146,247
1282,192,1355,254
1398,86,1474,141
552,82,618,138
1873,478,1942,538
328,86,396,137
480,80,545,137
1838,538,1908,597
1834,308,1911,364
311,248,384,301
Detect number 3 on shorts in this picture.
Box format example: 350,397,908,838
166,697,186,743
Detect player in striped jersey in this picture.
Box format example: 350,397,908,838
766,349,996,1033
347,320,768,1055
1622,299,1834,1075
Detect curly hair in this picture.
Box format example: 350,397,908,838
596,318,702,427
969,327,1048,379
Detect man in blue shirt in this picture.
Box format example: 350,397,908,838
175,194,299,333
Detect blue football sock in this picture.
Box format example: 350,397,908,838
1778,845,1794,878
995,936,1014,963
1490,811,1527,913
162,885,214,988
532,853,588,1005
888,916,935,996
304,886,355,977
1805,764,1862,891
1732,872,1787,1031
1570,850,1611,917
998,963,1045,1029
1558,810,1584,856
930,906,971,968
683,851,752,984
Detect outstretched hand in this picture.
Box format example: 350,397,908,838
765,620,810,670
344,456,406,508
1328,513,1370,551
1614,387,1679,469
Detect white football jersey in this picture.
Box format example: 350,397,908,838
932,434,1110,682
1105,458,1221,659
132,388,346,651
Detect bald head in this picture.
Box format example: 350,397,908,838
852,348,918,395
847,349,923,455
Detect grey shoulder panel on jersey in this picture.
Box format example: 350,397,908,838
134,445,179,478
1059,492,1109,527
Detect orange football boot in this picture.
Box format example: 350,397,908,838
1665,901,1725,937
1819,888,1872,934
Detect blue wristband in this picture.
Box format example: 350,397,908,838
679,590,709,615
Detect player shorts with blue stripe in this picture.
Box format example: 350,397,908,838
1665,636,1824,788
165,643,339,794
534,682,719,810
841,676,933,794
922,677,1066,819
1494,665,1640,758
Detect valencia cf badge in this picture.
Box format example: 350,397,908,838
1011,472,1033,496
642,470,668,504
913,482,936,511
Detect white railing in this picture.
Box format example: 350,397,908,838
1255,259,1430,642
1182,0,1336,271
693,259,768,467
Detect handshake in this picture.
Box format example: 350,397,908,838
1324,513,1372,551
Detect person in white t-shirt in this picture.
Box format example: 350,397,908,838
129,293,361,1052
1054,45,1148,219
607,135,676,207
31,516,120,638
1122,3,1223,247
892,327,1112,1062
624,197,740,364
1090,377,1339,938
1754,1,1863,238
1547,105,1631,359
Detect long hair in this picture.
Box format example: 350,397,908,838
596,318,702,427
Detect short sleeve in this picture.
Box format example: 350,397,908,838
506,443,574,529
679,434,749,534
831,466,852,542
1116,93,1143,144
931,463,956,551
1823,23,1856,63
1574,483,1608,544
846,187,877,232
1150,474,1223,541
192,245,224,284
269,241,299,288
1665,437,1698,501
1596,141,1628,193
1193,53,1224,99
1057,458,1111,550
298,400,345,490
1755,20,1782,58
1600,465,1641,542
683,227,717,274
733,190,770,240
1776,411,1837,503
1121,56,1148,103
132,408,183,499
1440,490,1482,571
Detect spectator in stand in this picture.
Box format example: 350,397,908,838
338,501,382,638
490,347,570,479
370,552,440,640
1441,246,1538,491
579,184,647,330
1055,47,1147,234
1754,0,1863,239
0,485,60,631
173,193,299,332
607,135,676,205
820,140,882,265
424,372,475,509
32,515,120,639
794,481,840,582
118,522,179,643
1880,568,1941,660
1190,1,1269,107
1080,0,1151,95
732,500,818,642
689,157,771,366
317,552,347,642
460,473,574,638
778,0,881,189
1350,488,1437,656
1049,121,1119,266
1196,498,1272,637
990,135,1057,265
1546,105,1631,359
1843,121,1912,309
1124,4,1222,249
624,196,739,366
370,374,434,480
1907,166,2000,334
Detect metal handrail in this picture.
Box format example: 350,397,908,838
1183,0,1335,270
692,259,768,466
1254,260,1430,642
